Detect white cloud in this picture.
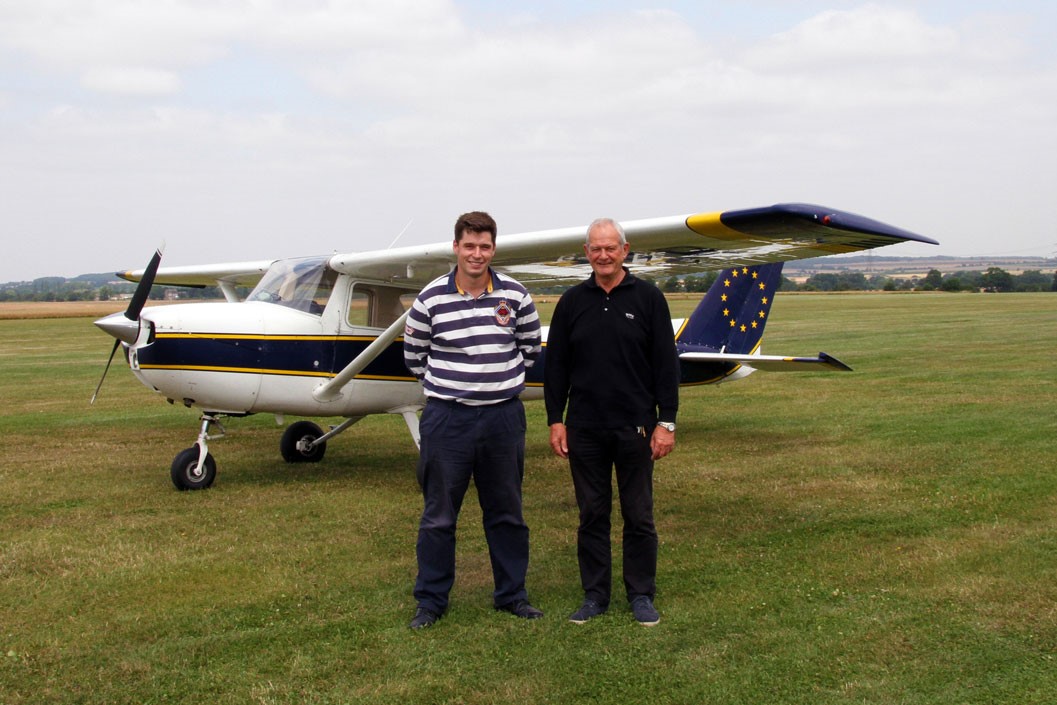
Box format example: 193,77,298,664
81,66,183,95
1,2,1056,280
0,0,462,97
748,4,959,69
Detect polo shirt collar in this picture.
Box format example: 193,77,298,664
448,267,495,295
586,266,634,290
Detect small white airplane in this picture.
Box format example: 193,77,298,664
92,203,936,490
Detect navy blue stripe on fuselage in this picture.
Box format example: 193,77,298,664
137,334,415,380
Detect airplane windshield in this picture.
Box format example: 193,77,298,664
249,257,336,315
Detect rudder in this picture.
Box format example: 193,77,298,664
675,262,784,355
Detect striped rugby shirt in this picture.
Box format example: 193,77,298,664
404,267,541,405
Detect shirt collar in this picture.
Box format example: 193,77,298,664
448,267,495,296
586,266,634,290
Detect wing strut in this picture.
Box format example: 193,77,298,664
312,310,411,403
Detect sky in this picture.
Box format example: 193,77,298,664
2,0,1056,282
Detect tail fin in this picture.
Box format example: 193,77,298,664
675,262,784,354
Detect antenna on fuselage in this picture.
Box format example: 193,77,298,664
386,219,415,250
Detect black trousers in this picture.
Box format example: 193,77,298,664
414,397,530,615
567,426,657,606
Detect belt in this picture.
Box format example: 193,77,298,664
426,395,520,408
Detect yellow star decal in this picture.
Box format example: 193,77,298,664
751,271,758,279
742,267,749,275
740,324,747,332
731,270,739,278
723,308,730,316
751,321,758,329
762,296,769,305
758,282,767,290
759,310,766,318
729,319,736,327
721,293,728,302
724,279,731,287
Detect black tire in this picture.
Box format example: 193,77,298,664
280,421,327,463
171,446,217,490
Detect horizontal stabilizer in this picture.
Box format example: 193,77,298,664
679,350,852,372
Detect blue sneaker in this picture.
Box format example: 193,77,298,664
630,596,659,626
568,599,606,624
409,607,440,629
496,599,544,619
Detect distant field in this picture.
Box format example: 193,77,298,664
0,301,127,319
0,300,197,320
0,297,370,320
785,255,1057,278
2,292,1056,705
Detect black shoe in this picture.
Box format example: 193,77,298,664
568,599,606,624
496,599,544,619
409,607,440,629
630,596,660,626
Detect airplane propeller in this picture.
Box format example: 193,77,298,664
90,246,164,404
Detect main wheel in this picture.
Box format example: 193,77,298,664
280,421,327,463
171,447,217,490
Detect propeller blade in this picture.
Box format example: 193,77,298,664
124,246,163,322
91,245,163,404
90,339,122,405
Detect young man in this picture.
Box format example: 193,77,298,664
544,217,679,627
403,211,544,629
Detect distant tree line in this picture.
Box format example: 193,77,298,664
3,266,1055,303
656,267,1057,294
0,274,221,303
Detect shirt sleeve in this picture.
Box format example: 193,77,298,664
516,293,542,369
402,295,431,381
543,293,571,426
651,287,680,423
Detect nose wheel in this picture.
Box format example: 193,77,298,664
171,446,217,490
170,413,225,490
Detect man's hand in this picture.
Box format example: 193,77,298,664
549,423,569,459
650,426,675,460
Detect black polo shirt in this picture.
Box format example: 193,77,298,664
544,268,679,429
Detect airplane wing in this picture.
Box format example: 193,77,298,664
329,203,937,288
118,260,274,288
116,203,934,292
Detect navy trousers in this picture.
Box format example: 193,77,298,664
567,426,657,607
414,397,530,615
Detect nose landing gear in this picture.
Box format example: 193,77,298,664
167,414,368,490
170,414,225,491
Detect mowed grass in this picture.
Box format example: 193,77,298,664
2,292,1056,704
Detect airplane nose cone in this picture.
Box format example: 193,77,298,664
94,312,140,345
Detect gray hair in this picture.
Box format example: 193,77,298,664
585,217,626,245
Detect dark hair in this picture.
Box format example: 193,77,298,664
454,211,497,242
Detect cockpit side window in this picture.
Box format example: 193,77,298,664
249,257,336,316
347,283,416,328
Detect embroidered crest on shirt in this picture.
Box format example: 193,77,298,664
494,299,512,325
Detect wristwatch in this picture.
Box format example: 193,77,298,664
657,421,676,432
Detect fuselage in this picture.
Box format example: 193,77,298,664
123,301,744,417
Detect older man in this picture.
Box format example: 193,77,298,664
544,217,679,626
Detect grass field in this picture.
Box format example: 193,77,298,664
2,293,1056,704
